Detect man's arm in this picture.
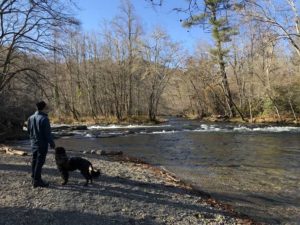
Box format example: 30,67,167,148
27,118,31,137
44,117,55,149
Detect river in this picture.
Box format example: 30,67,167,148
14,117,300,224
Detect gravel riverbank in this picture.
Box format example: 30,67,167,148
0,149,256,225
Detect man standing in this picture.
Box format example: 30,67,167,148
28,101,55,188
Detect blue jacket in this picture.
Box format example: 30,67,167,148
27,111,55,149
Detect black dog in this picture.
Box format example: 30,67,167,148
55,147,100,186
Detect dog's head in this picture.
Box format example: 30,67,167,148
55,147,66,155
91,169,101,178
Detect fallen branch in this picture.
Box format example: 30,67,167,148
0,145,28,156
159,167,181,183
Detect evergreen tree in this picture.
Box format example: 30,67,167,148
183,0,239,117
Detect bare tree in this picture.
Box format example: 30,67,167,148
243,0,300,58
0,0,79,94
119,0,143,115
142,27,182,121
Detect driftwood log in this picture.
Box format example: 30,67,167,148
0,145,27,156
99,150,123,156
83,149,123,156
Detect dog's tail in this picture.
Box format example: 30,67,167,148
89,165,101,178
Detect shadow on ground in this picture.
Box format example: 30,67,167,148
0,206,162,225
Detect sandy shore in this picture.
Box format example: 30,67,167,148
0,149,256,225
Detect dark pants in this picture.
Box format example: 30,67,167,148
31,146,48,182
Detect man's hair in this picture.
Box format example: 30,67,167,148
36,101,47,111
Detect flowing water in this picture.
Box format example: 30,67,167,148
14,118,300,224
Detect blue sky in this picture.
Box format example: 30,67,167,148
75,0,211,53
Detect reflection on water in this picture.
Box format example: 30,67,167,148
17,118,300,224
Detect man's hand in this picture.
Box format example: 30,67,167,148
50,143,55,149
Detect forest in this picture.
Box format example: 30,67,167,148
1,0,300,137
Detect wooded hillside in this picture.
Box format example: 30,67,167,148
1,0,300,135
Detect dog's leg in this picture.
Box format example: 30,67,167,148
61,170,69,185
81,170,91,186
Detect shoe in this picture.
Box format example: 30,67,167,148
33,180,49,188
